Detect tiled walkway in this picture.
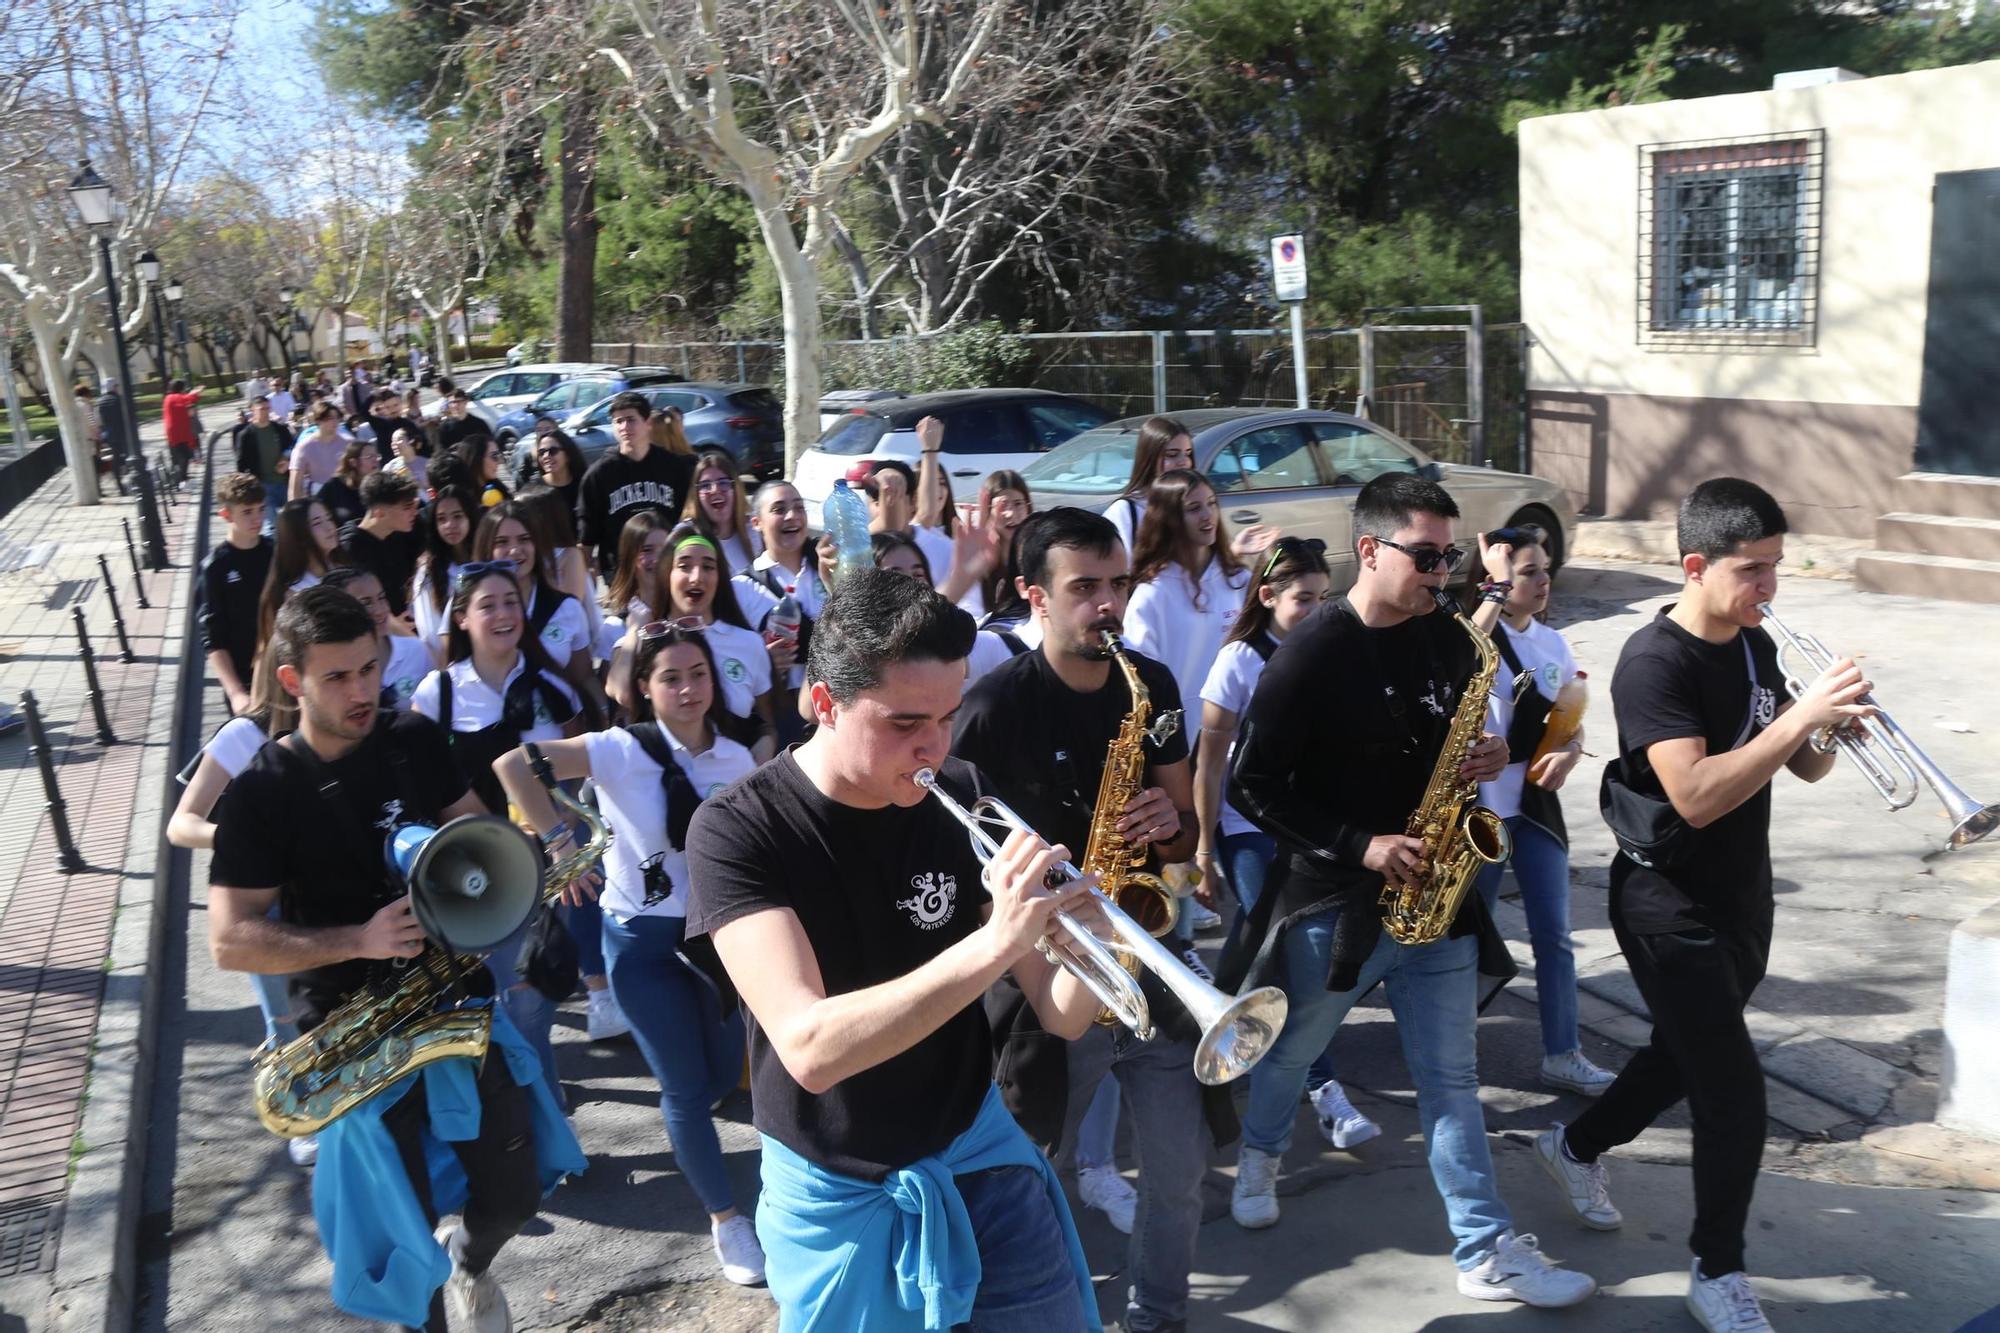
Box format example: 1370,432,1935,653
0,446,198,1290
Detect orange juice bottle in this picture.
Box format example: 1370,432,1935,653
1531,671,1588,766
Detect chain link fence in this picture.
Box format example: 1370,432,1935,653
593,315,1527,470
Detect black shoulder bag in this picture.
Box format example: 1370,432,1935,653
517,742,581,1002
626,723,740,1014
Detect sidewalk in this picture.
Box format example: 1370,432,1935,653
0,433,207,1333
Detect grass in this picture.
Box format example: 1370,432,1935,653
1,392,168,452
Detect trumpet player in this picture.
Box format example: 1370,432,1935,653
684,567,1105,1332
1226,474,1598,1308
207,587,581,1333
1535,479,1870,1333
952,507,1212,1333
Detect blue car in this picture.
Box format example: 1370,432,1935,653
529,382,787,482
490,366,684,449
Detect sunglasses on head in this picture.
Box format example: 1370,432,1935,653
637,617,707,640
1372,537,1465,574
453,558,517,589
1260,535,1328,583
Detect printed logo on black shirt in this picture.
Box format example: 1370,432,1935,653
608,480,680,513
898,870,959,930
1753,683,1777,728
374,797,405,832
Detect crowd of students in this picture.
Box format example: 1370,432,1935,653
182,388,1818,1333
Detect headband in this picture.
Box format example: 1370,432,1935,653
674,532,719,555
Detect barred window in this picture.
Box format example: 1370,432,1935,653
1637,131,1824,347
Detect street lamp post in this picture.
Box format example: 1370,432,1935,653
163,279,188,380
278,283,297,378
138,249,169,395
67,162,169,566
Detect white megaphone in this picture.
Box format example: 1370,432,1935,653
385,815,546,952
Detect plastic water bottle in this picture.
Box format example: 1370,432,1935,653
766,593,802,649
824,479,873,589
1531,670,1589,766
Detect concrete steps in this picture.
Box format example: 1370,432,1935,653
1857,474,2000,603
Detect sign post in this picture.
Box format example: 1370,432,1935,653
1270,234,1310,408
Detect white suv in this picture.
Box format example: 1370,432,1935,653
794,388,1113,526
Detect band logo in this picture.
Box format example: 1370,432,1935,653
898,870,958,930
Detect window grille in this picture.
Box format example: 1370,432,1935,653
1637,131,1824,347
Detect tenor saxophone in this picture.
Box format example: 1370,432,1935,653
252,786,611,1137
1378,590,1512,945
1082,632,1183,1021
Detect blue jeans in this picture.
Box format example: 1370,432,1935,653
1220,831,1335,1091
1242,907,1512,1268
262,480,285,534
954,1164,1096,1332
1058,1026,1205,1331
484,915,562,1104
251,971,296,1046
601,911,745,1214
1474,816,1580,1058
564,894,605,980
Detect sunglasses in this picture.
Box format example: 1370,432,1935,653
453,558,517,588
535,445,564,458
636,616,708,640
1372,537,1465,574
1260,535,1328,583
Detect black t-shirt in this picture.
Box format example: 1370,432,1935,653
198,537,273,685
1230,596,1476,905
1608,609,1786,933
683,752,994,1181
317,476,365,529
339,521,421,617
438,415,483,452
366,413,410,462
950,646,1188,860
577,448,693,577
209,710,473,1029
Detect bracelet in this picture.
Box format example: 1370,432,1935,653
1481,587,1510,606
1478,578,1513,594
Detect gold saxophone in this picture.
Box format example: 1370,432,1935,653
252,786,611,1138
1379,590,1512,945
1082,631,1183,1022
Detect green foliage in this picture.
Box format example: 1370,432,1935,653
823,322,1036,394
1306,212,1520,323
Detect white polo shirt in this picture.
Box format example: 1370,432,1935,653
584,725,755,922
409,654,579,745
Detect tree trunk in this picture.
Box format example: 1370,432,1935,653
25,308,98,504
749,202,822,474
555,86,600,362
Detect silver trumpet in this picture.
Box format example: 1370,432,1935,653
1758,603,1999,850
913,768,1289,1085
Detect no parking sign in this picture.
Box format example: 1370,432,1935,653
1270,234,1308,302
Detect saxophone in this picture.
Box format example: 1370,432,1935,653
1082,632,1183,1021
252,785,611,1138
1379,590,1512,945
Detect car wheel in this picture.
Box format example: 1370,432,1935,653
1504,504,1564,574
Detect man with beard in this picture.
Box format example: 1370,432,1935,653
206,586,579,1333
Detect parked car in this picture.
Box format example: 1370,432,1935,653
494,366,684,453
817,388,906,433
551,381,787,480
1017,408,1577,588
463,363,626,429
794,389,1115,526
504,338,549,367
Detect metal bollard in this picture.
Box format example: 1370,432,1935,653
155,463,175,516
72,608,116,746
120,518,152,610
97,554,136,663
21,691,87,873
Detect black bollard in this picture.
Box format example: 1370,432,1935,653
120,519,151,610
21,691,86,873
155,463,175,517
97,554,136,663
72,608,116,746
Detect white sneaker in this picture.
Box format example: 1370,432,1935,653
1457,1231,1596,1308
1541,1048,1617,1096
286,1134,319,1169
586,988,630,1041
1231,1145,1280,1229
1077,1164,1137,1235
1185,899,1224,932
712,1214,767,1286
1532,1123,1622,1230
435,1225,513,1332
1687,1259,1774,1331
1309,1080,1382,1150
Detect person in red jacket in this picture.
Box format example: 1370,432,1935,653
162,378,204,483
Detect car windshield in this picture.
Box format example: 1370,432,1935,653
1018,427,1139,494
815,412,890,456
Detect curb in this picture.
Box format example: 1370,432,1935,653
43,430,216,1333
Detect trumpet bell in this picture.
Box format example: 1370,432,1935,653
1949,802,2000,851
1192,985,1290,1086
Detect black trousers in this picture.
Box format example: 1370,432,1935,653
1564,892,1772,1278
382,1052,544,1333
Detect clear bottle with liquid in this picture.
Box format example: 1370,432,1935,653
823,479,873,589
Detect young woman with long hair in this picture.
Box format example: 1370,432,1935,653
515,481,597,611
1466,524,1615,1097
314,437,380,528
255,498,347,657
472,501,606,727
493,626,766,1287
456,433,511,509
527,421,586,515
385,423,429,488
410,484,480,662
651,404,694,457
869,531,1018,690
606,525,776,759
937,469,1031,620
687,448,760,574
1109,416,1273,560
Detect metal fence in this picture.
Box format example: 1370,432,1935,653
592,315,1527,470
